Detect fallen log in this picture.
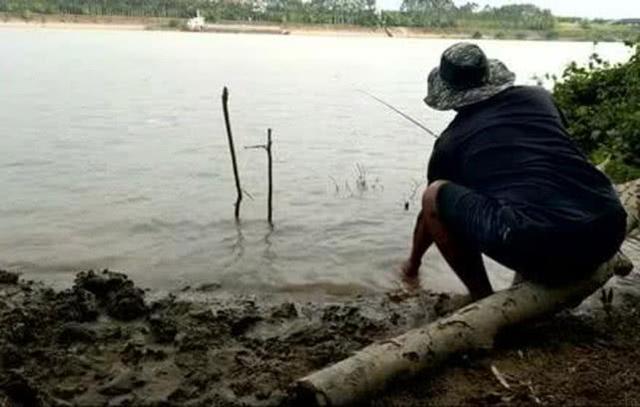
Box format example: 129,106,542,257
294,180,640,405
615,179,640,233
292,253,634,406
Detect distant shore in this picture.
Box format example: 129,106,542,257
0,15,467,39
0,15,149,32
0,13,629,42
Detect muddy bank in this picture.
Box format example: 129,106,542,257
1,268,640,406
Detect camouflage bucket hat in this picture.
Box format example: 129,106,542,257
424,42,516,111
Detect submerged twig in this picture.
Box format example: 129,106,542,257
328,176,340,193
355,163,368,192
404,179,427,211
242,188,255,201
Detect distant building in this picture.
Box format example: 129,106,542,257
187,10,206,31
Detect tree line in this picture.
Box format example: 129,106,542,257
0,0,555,30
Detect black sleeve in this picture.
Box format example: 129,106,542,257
427,139,452,184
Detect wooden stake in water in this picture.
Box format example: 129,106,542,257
266,128,273,226
222,87,243,220
246,128,275,226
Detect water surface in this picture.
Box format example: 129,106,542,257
0,28,632,293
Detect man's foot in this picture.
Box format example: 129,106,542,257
399,260,421,291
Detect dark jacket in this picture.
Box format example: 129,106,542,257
427,85,625,229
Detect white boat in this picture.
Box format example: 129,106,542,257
187,10,205,31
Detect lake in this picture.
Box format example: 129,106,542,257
0,28,633,294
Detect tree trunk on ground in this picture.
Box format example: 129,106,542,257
616,179,640,233
293,254,633,406
293,180,640,406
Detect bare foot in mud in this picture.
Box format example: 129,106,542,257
383,262,422,303
398,260,421,292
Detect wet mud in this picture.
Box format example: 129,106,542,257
1,269,640,406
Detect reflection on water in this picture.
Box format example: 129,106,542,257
229,223,246,268
0,28,634,294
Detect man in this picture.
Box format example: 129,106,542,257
401,43,627,300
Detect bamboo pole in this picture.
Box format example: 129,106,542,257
221,87,242,220
267,128,273,226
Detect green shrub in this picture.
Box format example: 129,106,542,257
553,42,640,183
579,19,591,30
591,148,640,183
472,30,482,39
515,31,527,40
545,30,559,40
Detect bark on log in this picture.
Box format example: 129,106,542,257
615,179,640,234
293,254,633,406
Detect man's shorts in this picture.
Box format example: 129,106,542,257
436,182,627,285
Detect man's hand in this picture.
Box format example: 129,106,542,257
399,259,421,290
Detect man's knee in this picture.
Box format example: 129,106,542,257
421,180,449,217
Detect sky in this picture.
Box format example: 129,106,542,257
378,0,640,20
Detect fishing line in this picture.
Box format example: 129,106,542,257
357,89,439,139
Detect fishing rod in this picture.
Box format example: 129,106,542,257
357,89,439,139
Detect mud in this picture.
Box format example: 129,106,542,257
1,268,640,406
